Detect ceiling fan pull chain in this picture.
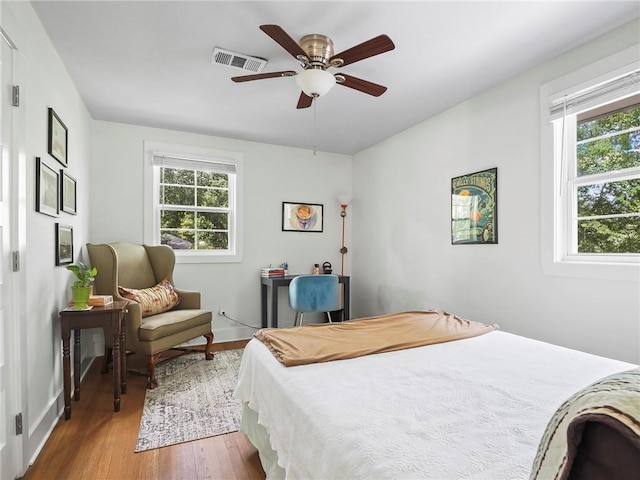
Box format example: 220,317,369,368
313,99,318,155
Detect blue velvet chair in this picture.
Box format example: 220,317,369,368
289,274,340,327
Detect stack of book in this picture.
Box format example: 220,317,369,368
68,294,114,308
88,295,113,306
260,267,285,278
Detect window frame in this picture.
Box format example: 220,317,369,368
540,46,640,282
143,141,244,264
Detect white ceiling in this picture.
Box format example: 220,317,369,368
31,1,639,155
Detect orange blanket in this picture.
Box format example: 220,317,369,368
254,310,498,366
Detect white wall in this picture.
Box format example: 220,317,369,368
91,121,352,339
3,1,94,470
352,19,640,364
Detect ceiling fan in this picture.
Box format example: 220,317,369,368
231,24,395,109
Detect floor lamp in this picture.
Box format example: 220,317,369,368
337,197,351,276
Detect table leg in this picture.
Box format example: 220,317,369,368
112,320,121,412
119,313,127,394
73,330,81,402
62,322,71,420
343,278,350,320
261,283,268,329
270,283,279,328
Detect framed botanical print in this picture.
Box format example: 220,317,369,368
55,223,73,266
48,107,68,167
60,170,77,214
451,167,498,244
36,157,59,217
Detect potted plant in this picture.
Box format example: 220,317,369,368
66,262,97,310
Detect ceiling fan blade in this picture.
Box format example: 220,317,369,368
260,24,308,61
330,34,395,67
336,74,387,97
231,71,296,83
296,92,313,109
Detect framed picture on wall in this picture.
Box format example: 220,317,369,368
48,107,68,167
282,202,324,232
36,157,59,217
60,170,77,214
55,223,73,266
451,167,498,244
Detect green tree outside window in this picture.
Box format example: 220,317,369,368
576,105,640,253
159,167,230,250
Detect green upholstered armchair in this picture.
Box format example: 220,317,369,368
87,242,214,388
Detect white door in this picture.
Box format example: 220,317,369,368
0,24,20,480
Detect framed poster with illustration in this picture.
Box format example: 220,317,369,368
48,107,68,167
55,223,73,266
36,157,59,217
451,167,498,244
282,202,323,232
60,170,77,214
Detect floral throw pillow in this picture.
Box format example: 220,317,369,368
118,278,180,317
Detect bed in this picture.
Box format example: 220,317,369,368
233,311,639,479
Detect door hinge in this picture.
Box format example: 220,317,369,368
15,413,22,435
12,251,19,272
12,85,19,107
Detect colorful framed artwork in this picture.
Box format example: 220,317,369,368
56,223,73,266
60,170,77,214
36,157,59,217
48,107,68,167
282,202,324,232
451,167,498,244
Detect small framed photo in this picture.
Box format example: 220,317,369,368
56,223,73,266
282,202,323,232
451,167,498,244
60,170,77,214
48,107,68,167
36,157,59,217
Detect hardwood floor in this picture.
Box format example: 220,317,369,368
21,341,266,480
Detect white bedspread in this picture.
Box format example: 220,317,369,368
234,331,635,479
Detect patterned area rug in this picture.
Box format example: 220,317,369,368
135,348,244,452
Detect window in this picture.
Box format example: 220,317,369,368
573,100,639,254
554,96,640,257
540,47,640,281
144,141,243,263
156,158,233,250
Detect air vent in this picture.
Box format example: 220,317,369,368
211,47,267,73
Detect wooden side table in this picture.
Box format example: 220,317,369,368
59,300,128,420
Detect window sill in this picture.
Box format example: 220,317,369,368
541,256,640,282
174,251,243,264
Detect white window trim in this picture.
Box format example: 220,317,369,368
540,45,640,282
143,140,244,264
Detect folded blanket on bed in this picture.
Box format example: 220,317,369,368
530,368,640,480
254,309,497,366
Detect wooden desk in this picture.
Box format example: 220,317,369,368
60,300,128,420
260,275,350,328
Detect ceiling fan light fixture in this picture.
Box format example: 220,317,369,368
296,69,336,98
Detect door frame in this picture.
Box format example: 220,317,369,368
0,18,26,479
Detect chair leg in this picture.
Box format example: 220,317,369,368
101,347,113,374
147,353,161,389
299,312,304,326
203,332,214,360
326,312,333,323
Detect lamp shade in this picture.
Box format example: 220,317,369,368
337,195,352,207
296,69,336,98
